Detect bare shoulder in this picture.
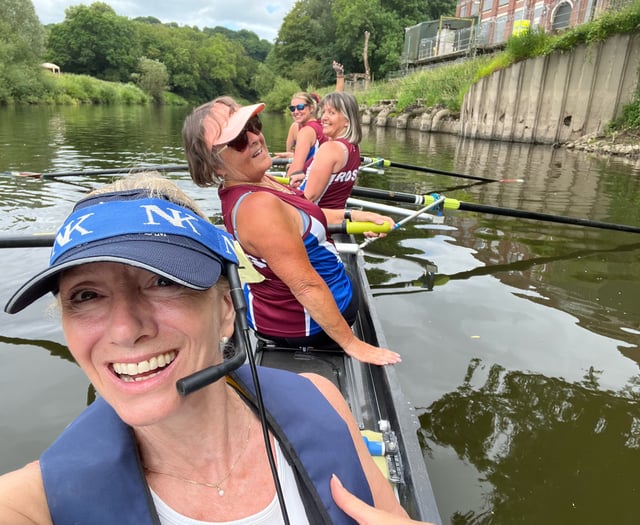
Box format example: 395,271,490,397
300,373,351,418
0,461,51,525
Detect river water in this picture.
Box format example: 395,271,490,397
1,104,639,525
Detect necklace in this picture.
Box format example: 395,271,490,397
144,403,253,496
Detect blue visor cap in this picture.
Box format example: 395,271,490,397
5,192,238,314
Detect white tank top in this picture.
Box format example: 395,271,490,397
150,440,310,525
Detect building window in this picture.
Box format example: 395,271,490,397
552,1,572,30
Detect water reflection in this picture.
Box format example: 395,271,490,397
421,358,640,524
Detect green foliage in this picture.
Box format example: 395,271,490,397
43,74,150,105
399,58,492,112
46,3,140,82
356,81,404,107
506,28,551,60
252,63,278,100
133,57,169,102
205,27,271,62
262,77,301,111
271,0,447,86
0,0,47,103
609,84,640,131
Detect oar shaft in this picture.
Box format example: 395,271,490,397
351,186,640,234
350,186,460,210
351,186,424,205
0,234,55,248
458,202,640,234
361,156,499,183
39,164,189,179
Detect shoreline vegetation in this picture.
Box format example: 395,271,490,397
5,1,639,159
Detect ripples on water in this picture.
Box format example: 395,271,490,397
1,106,640,524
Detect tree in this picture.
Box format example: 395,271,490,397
46,2,140,82
270,0,338,86
0,0,46,103
206,27,271,63
270,0,456,83
132,57,168,103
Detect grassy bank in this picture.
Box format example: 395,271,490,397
11,72,188,106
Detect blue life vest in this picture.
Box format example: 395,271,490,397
40,365,373,524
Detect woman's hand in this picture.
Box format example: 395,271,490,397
342,338,401,366
288,170,305,188
354,211,395,239
331,475,433,525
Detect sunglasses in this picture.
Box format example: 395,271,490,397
289,103,308,112
219,116,263,152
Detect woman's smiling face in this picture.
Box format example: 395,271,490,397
59,262,235,426
290,97,312,125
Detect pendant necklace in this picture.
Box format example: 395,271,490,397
144,403,253,496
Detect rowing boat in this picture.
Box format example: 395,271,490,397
254,233,443,524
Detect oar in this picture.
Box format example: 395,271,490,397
361,156,524,183
350,186,640,234
0,222,391,249
0,233,55,248
2,164,190,179
3,158,293,180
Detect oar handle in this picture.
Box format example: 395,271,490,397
328,221,392,234
361,156,391,168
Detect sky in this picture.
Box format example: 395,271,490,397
31,0,297,43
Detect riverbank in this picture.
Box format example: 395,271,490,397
361,101,640,163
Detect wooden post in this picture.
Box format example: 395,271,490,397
363,31,371,89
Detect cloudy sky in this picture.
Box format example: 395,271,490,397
31,0,297,42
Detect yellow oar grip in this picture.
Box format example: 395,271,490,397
422,194,461,210
361,157,391,168
345,221,392,234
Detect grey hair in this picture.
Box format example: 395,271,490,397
87,172,209,220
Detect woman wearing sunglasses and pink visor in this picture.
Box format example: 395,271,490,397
183,96,401,367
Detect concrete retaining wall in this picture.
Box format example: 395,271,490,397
363,34,640,145
460,33,640,144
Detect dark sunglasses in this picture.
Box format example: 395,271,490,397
221,116,263,152
289,103,308,112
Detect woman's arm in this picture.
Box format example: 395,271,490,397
304,374,409,517
0,462,52,525
300,140,346,202
287,125,318,184
234,192,400,365
333,61,345,92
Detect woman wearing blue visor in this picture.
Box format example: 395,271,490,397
0,174,427,525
